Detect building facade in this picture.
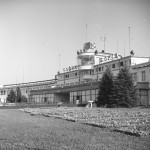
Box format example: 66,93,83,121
0,42,150,106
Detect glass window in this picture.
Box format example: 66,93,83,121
70,92,73,96
86,95,90,101
73,96,77,101
96,89,99,95
92,95,96,101
120,61,123,67
51,94,54,98
82,91,85,95
70,96,73,103
86,90,90,95
133,72,137,82
141,71,146,82
77,91,81,95
91,90,95,95
82,96,86,103
74,92,77,96
112,64,115,68
99,67,101,72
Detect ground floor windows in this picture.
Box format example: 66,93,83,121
70,89,99,104
30,94,54,103
30,89,100,104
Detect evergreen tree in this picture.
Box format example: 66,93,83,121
21,95,27,102
96,67,114,107
6,89,16,103
109,77,119,107
16,86,22,103
116,65,138,107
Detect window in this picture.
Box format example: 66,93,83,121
141,71,146,82
120,61,123,67
99,67,101,72
133,72,137,82
91,70,94,74
65,74,69,78
112,64,115,69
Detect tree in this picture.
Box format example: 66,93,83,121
21,95,27,102
7,89,16,103
96,67,114,107
16,86,22,103
108,77,119,107
116,65,138,107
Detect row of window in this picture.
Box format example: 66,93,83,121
64,72,78,78
70,89,99,104
60,60,130,80
30,89,99,104
30,94,54,103
0,90,5,95
0,84,55,95
132,70,147,82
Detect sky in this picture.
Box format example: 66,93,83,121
0,0,150,85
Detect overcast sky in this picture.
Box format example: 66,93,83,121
0,0,150,85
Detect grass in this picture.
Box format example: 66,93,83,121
22,107,150,136
0,108,150,150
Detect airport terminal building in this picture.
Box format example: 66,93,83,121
0,42,150,106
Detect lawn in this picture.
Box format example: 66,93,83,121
0,107,150,150
21,107,150,136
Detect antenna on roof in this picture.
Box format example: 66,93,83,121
124,41,126,57
117,40,118,53
59,54,60,72
101,36,106,52
86,24,87,43
128,27,131,53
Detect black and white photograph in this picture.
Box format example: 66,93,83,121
0,0,150,149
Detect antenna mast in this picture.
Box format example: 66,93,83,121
101,36,106,52
59,54,60,72
128,26,131,52
117,40,118,53
124,41,126,57
86,24,87,42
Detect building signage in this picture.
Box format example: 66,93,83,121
99,53,122,64
63,65,78,73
